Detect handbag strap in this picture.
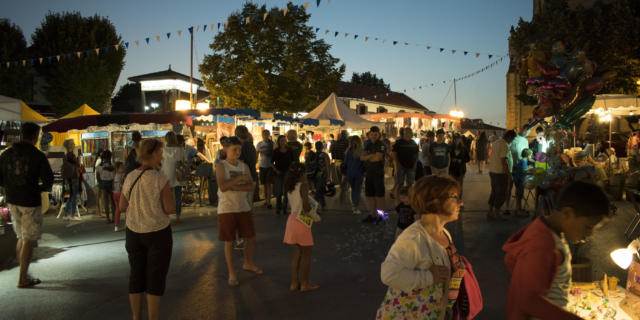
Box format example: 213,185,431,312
127,168,150,199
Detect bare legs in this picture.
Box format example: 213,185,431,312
16,239,35,286
129,293,162,320
478,160,485,173
264,182,272,207
290,245,318,292
224,237,261,285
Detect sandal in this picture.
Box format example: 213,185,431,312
17,278,41,288
228,278,239,287
242,265,264,275
289,283,300,291
300,284,320,292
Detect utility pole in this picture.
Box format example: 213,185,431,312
189,28,194,110
454,78,457,109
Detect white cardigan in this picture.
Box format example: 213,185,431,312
380,221,452,293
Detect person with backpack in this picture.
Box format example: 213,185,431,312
62,139,81,220
161,131,187,223
96,150,116,223
257,129,275,209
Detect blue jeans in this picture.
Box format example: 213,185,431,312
348,176,363,207
396,166,416,186
174,187,182,216
314,176,326,208
274,172,288,211
65,180,79,217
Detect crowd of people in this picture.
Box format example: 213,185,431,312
0,122,615,320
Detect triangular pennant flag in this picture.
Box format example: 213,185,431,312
125,42,129,48
475,53,480,57
67,53,72,59
404,42,408,45
304,2,310,10
374,37,378,41
245,17,249,24
211,24,214,31
177,30,183,36
22,60,26,66
135,40,140,46
5,62,9,68
344,33,349,37
382,39,387,44
39,57,44,64
188,26,194,34
203,24,207,31
315,27,319,32
354,35,358,39
224,21,229,29
283,7,288,16
115,44,120,50
217,23,221,29
316,0,321,7
196,25,200,32
334,31,339,37
76,52,81,58
254,15,259,22
403,89,406,93
104,46,109,53
95,48,100,54
325,29,329,34
145,37,150,44
365,36,369,41
166,32,171,39
464,51,468,55
30,59,34,65
419,86,422,89
488,54,493,59
393,41,398,45
451,50,456,54
85,50,91,56
273,10,278,17
56,55,60,62
440,48,444,52
155,35,160,42
328,0,331,3
426,46,431,50
46,57,52,63
263,13,268,21
293,5,298,13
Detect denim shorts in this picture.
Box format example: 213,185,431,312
395,166,416,186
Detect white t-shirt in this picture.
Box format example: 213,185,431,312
256,140,274,169
489,138,509,174
217,160,251,214
122,168,170,233
161,146,186,187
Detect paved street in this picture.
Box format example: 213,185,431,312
0,168,634,320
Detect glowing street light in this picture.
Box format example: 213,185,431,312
448,78,464,119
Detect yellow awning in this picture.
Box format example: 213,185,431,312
21,102,50,122
61,104,100,119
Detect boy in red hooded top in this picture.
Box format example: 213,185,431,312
503,181,610,320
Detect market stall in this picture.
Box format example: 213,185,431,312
0,95,51,150
300,93,369,141
50,104,101,148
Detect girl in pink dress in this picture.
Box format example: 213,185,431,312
283,162,319,292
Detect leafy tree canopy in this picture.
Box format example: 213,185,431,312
199,2,345,112
0,19,32,101
510,0,640,95
111,83,140,114
351,71,390,90
31,12,125,114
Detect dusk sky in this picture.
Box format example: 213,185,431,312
3,0,532,126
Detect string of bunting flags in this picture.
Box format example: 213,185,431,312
0,0,503,69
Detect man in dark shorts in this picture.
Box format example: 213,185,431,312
392,127,419,196
361,126,387,223
0,122,54,288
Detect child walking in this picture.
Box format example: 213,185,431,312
503,181,610,319
112,162,125,232
215,136,262,286
283,162,319,292
96,150,115,223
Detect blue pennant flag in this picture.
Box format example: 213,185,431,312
393,41,398,45
203,24,207,31
317,0,321,7
403,89,406,93
85,50,90,57
334,31,339,37
419,86,422,89
238,18,242,26
315,27,319,32
217,23,221,29
354,35,358,39
273,10,278,17
47,57,52,63
431,83,434,86
125,42,129,49
254,15,259,22
13,61,18,67
440,48,444,52
145,37,150,44
442,81,446,84
464,51,468,55
30,59,34,65
488,54,493,59
167,32,171,39
188,27,193,34
104,46,109,53
67,53,72,59
293,5,298,13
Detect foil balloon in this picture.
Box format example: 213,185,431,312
554,96,597,129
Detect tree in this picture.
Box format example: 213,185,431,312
199,2,345,112
30,12,125,114
510,0,640,97
351,72,390,90
111,83,140,114
0,19,32,101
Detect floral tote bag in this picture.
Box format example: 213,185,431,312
376,283,447,320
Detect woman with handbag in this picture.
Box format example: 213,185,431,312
377,175,472,320
119,139,175,320
283,162,320,292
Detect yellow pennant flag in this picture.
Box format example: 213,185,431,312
283,7,288,16
324,29,329,34
135,40,140,46
22,60,26,66
178,30,183,36
114,44,119,50
263,13,268,21
451,49,456,54
382,39,387,44
210,24,214,31
95,48,100,54
56,55,61,62
39,58,43,64
304,2,309,10
225,21,229,29
196,25,200,32
5,62,9,68
156,35,161,41
365,36,369,41
245,17,250,24
76,52,81,58
344,33,349,37
328,0,331,3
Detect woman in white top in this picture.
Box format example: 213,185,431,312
161,131,186,223
216,136,262,286
119,139,175,320
377,175,465,320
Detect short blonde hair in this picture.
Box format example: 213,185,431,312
63,139,75,151
137,139,164,163
410,175,460,215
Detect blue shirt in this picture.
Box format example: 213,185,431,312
344,150,364,180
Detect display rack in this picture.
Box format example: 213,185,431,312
81,131,110,170
110,131,131,164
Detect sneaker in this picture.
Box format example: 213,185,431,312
361,215,376,223
72,216,82,221
374,216,384,225
114,226,120,232
352,209,361,215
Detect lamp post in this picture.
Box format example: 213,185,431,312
449,79,464,131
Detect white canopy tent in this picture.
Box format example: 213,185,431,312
0,95,50,122
303,93,378,130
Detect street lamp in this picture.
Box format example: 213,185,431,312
449,79,464,119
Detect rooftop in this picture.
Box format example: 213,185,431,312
128,65,204,87
336,81,431,112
